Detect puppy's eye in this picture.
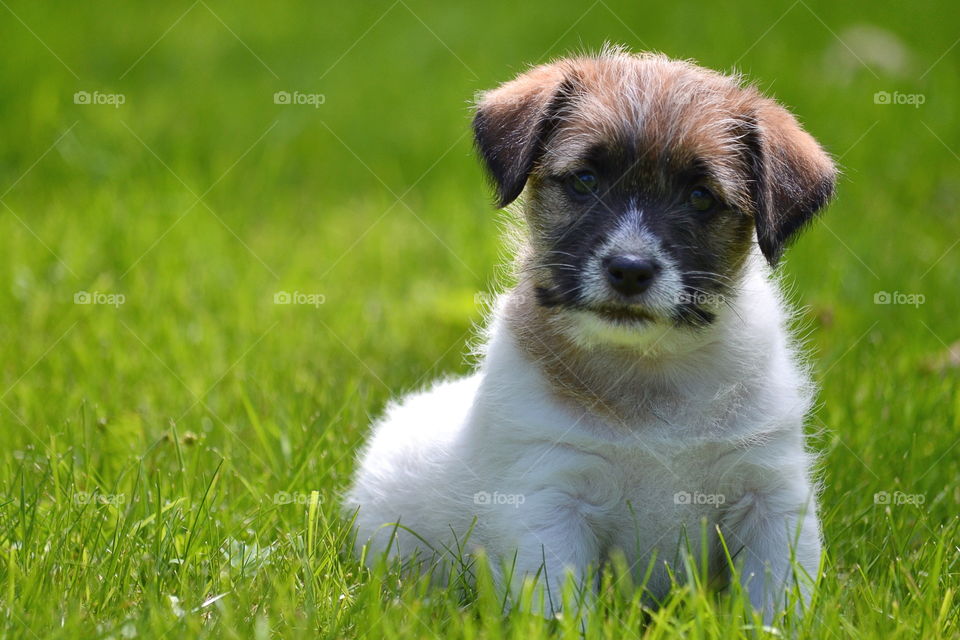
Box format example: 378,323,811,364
566,171,599,197
688,186,716,212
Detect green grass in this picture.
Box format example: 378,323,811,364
1,1,959,637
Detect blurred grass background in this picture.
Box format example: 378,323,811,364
1,1,959,638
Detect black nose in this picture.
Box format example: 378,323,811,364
604,256,659,296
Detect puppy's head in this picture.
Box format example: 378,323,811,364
474,49,835,347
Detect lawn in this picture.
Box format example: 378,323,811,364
1,1,958,638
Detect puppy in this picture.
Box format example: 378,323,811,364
345,48,835,622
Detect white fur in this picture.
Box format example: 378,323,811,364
344,251,821,622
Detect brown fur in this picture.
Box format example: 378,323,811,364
475,50,834,237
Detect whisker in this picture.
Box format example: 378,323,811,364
521,263,579,274
685,270,735,282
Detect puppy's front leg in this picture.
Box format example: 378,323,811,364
722,483,821,622
496,497,600,618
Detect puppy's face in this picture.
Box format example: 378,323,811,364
474,51,836,346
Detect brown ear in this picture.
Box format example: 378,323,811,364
746,101,837,266
473,64,570,208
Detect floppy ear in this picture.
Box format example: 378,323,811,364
473,64,570,208
745,101,837,266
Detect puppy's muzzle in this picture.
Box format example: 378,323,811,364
603,255,662,297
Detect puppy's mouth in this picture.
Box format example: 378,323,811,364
589,305,657,325
535,284,662,327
